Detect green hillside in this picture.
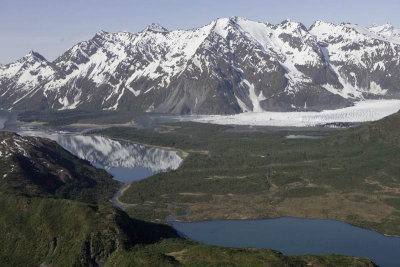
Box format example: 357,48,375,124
0,193,177,266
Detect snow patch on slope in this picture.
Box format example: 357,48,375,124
242,79,265,112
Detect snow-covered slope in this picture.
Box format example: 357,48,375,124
1,17,400,114
0,51,56,109
310,21,400,99
177,99,400,127
369,23,400,44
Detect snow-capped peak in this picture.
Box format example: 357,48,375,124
280,18,299,26
24,51,47,62
281,18,294,24
145,23,168,32
369,23,400,44
212,17,233,38
279,19,307,32
309,20,336,31
95,30,109,36
212,16,268,40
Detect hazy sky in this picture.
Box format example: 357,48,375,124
1,0,400,64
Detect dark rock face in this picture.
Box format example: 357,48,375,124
1,17,400,114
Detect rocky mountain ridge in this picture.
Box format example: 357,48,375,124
1,17,400,114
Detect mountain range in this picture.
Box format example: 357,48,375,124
1,17,400,114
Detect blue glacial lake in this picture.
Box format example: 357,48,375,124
172,217,400,267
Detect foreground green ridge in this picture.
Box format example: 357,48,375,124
0,193,177,266
0,131,375,266
96,112,400,237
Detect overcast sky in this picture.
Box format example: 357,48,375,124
1,0,400,64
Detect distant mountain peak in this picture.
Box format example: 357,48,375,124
227,16,247,23
369,23,395,32
371,23,393,29
24,51,47,62
94,30,109,39
280,18,304,26
145,23,168,32
369,23,400,44
309,20,335,30
278,19,308,33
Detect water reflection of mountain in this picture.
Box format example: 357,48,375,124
18,131,183,173
0,117,5,129
0,110,12,130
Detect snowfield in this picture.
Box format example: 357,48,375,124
176,100,400,127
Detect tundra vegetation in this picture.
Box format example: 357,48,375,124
0,131,375,266
96,112,400,237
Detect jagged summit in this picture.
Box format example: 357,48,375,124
280,18,298,25
215,16,250,24
279,19,308,31
95,29,109,36
309,20,335,30
1,17,400,114
145,23,168,32
24,51,47,62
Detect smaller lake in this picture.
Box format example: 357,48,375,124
286,135,327,139
172,217,400,267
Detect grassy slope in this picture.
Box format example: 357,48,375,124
0,131,375,266
96,112,400,236
0,193,178,266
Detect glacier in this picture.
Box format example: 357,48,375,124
175,100,400,127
